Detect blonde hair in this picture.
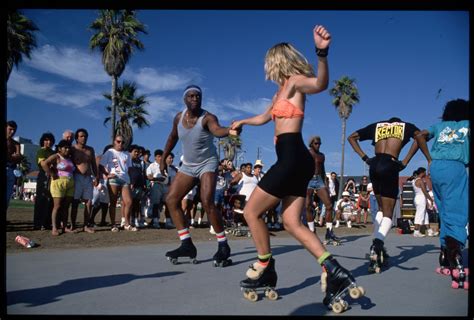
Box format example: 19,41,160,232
264,43,315,86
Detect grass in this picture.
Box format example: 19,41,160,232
8,199,35,209
8,198,85,209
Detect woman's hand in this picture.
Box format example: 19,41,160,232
313,25,331,49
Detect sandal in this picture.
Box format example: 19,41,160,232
124,225,138,232
111,225,120,232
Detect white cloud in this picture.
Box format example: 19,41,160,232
224,97,271,116
26,44,110,83
8,70,105,109
145,95,181,123
124,67,201,94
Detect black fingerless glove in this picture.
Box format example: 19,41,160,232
361,155,372,165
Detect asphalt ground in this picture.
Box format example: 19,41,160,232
5,229,471,316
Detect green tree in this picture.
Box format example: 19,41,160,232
103,81,150,150
89,10,147,143
6,9,39,81
329,75,360,197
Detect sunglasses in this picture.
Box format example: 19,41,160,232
115,140,123,144
313,142,321,145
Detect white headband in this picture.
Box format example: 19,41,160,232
183,86,202,98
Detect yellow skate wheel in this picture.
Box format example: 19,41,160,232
332,302,344,313
248,291,258,302
349,287,362,299
266,289,278,301
341,300,349,310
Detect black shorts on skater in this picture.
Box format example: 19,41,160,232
258,132,314,199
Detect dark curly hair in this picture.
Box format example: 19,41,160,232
441,99,469,122
39,132,56,147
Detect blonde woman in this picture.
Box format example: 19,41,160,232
231,25,363,309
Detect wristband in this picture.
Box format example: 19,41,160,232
315,46,329,57
362,155,369,162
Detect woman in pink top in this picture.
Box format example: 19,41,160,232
42,140,75,236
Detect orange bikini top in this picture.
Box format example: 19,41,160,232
271,99,304,121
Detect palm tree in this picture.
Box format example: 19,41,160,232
219,135,242,164
6,9,39,81
89,10,147,142
103,81,150,150
329,76,360,198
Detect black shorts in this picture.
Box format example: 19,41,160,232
258,132,314,199
369,153,401,199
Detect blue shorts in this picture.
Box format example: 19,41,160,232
179,156,218,179
214,188,225,205
308,175,326,190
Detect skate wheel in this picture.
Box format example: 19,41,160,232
192,259,198,264
375,266,381,273
169,258,178,265
332,302,344,313
341,300,349,310
436,267,451,276
349,286,363,299
452,269,467,278
463,282,469,290
244,290,258,302
451,281,460,289
265,289,278,301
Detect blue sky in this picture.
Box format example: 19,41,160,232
6,9,469,177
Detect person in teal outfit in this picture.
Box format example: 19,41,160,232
415,99,469,287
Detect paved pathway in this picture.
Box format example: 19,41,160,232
6,230,470,316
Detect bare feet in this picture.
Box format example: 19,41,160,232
84,226,95,234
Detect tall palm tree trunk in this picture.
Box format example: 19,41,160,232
338,118,347,198
111,75,118,142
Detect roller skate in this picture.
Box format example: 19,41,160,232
446,236,469,290
231,223,251,237
213,242,232,267
321,255,365,313
165,239,198,265
367,238,388,273
323,229,341,246
435,246,451,276
240,257,278,302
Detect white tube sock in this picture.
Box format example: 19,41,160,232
375,217,392,241
373,211,383,236
326,222,333,231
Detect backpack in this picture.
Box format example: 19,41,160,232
397,218,413,234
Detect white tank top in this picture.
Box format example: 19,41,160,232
412,178,425,200
238,173,259,201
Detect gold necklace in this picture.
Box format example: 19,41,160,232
186,112,197,126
